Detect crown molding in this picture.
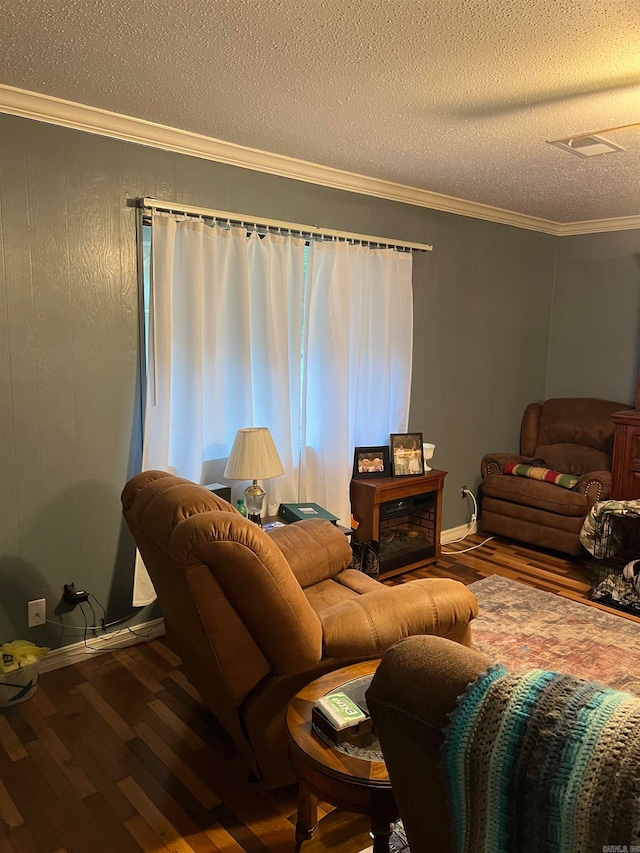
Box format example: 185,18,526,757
1,84,637,237
553,215,640,236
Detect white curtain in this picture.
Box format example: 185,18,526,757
300,241,414,525
134,214,413,604
134,213,305,605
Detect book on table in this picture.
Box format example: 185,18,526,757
278,503,339,525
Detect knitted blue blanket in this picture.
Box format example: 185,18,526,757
442,666,640,852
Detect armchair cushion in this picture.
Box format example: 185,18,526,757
267,518,352,588
482,472,589,516
534,443,612,475
319,578,478,657
483,462,612,511
521,398,624,459
503,463,579,490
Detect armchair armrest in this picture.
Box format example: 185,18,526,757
481,453,530,477
267,518,352,588
366,636,493,853
575,470,612,505
318,578,478,657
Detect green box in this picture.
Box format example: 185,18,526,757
278,502,338,525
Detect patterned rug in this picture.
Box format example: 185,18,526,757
467,574,640,695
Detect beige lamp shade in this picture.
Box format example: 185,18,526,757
223,428,285,481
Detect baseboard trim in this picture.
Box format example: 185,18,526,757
39,618,166,673
441,520,478,545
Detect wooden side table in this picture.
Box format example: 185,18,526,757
286,660,397,853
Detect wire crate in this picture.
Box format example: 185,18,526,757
590,512,640,614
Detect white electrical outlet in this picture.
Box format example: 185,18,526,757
28,598,46,628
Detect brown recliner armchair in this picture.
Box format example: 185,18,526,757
367,635,639,853
121,470,478,788
367,637,491,853
480,397,631,555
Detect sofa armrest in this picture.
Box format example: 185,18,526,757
481,453,530,477
267,518,352,588
575,470,612,505
318,578,478,657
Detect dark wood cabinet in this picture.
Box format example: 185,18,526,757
350,470,446,578
611,409,640,500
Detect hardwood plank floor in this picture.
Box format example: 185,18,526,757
1,533,637,852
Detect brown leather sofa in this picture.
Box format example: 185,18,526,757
121,470,478,788
480,397,631,555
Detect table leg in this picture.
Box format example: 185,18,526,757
295,783,319,852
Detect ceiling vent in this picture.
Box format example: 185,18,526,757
548,134,626,158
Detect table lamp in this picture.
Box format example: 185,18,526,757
224,427,285,525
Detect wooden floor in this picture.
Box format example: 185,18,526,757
0,533,637,853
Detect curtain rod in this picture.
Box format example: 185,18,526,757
140,198,433,252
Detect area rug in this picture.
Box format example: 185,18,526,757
467,574,640,695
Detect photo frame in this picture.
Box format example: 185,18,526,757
390,432,424,476
352,446,390,479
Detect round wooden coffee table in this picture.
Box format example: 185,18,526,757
286,660,398,853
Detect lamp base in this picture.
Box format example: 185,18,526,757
244,482,266,526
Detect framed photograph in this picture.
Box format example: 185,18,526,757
390,432,424,476
353,446,390,479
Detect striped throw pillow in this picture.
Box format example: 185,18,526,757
503,463,579,490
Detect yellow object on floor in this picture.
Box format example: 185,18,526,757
0,639,49,673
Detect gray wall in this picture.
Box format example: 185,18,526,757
546,230,640,404
409,214,555,508
0,113,633,649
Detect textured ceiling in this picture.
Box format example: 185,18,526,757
1,0,639,224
